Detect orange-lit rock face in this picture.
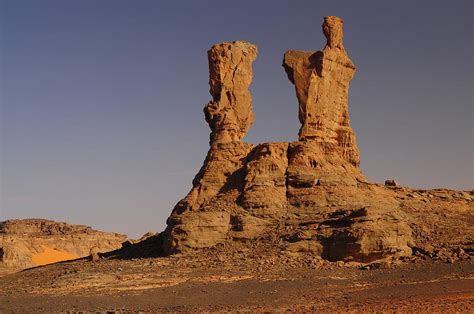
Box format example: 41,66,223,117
205,41,257,146
283,16,360,167
0,219,126,269
162,16,414,263
241,143,289,214
165,42,258,223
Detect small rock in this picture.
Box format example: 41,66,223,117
89,247,100,262
385,180,399,187
369,260,392,269
89,252,100,262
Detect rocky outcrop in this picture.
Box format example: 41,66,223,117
162,42,258,254
0,219,126,269
318,206,413,262
205,41,257,146
160,16,472,264
167,42,258,216
283,16,360,167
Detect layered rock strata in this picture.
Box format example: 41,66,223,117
161,16,440,263
205,41,257,145
0,219,126,269
283,16,360,166
163,42,258,253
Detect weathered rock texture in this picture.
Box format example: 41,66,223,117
205,41,257,145
161,16,473,264
163,41,258,253
0,219,126,269
283,16,360,166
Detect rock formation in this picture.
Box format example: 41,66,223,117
283,16,360,167
0,219,126,269
163,41,258,253
205,41,257,145
160,16,472,264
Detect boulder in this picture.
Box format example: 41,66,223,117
163,211,231,254
385,180,399,187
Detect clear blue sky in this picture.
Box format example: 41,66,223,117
1,0,472,238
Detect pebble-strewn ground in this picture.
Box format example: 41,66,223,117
0,249,472,312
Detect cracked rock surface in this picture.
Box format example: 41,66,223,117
160,16,473,264
0,219,126,270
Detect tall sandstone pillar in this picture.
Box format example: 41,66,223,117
163,42,258,253
283,16,360,167
205,41,257,145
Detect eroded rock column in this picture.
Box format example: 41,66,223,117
205,41,257,145
283,16,360,167
163,42,258,254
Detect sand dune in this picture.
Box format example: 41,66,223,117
31,246,80,266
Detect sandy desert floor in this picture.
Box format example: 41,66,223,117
0,249,472,313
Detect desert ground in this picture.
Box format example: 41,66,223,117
0,247,473,312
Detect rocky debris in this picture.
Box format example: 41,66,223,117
159,16,473,265
0,219,126,269
1,246,473,312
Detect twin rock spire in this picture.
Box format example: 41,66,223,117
161,17,414,263
204,15,359,166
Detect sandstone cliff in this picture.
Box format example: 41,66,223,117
0,219,126,270
160,16,473,265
